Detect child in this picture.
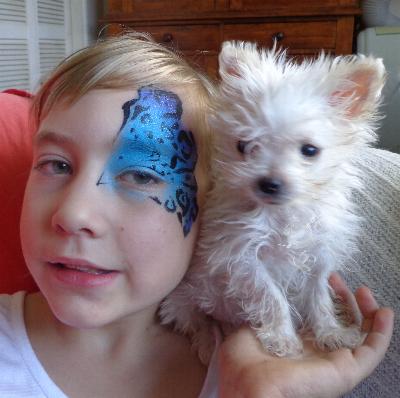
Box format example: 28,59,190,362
0,33,393,397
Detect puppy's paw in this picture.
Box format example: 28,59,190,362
315,324,362,351
257,329,303,357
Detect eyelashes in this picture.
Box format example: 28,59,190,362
34,159,72,176
116,168,163,187
34,158,163,188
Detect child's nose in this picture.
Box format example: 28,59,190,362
51,181,107,238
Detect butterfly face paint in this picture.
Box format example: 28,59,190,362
99,87,198,237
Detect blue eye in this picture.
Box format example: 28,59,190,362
34,160,72,175
301,144,320,157
118,170,161,186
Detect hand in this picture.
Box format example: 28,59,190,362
218,274,394,398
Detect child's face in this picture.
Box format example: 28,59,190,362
20,88,207,329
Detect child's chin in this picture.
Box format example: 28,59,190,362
45,295,110,330
53,311,109,330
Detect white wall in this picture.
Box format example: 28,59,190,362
358,27,400,153
69,0,98,51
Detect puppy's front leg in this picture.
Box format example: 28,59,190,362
241,274,303,357
160,280,217,364
302,270,362,350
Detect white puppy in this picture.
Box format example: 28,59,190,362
161,41,385,360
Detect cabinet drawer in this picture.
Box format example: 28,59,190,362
104,0,215,18
127,24,221,52
223,21,337,53
229,0,359,12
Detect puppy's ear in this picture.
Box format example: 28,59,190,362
330,57,386,119
218,41,243,78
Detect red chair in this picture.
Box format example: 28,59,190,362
0,90,38,293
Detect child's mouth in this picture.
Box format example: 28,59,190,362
47,260,119,287
51,262,113,275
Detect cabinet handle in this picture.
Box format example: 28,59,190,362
272,31,285,42
162,33,174,43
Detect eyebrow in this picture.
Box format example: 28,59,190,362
34,130,76,148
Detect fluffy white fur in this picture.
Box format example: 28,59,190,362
160,41,386,361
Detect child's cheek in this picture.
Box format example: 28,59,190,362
98,87,199,237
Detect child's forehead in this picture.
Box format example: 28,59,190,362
38,88,197,145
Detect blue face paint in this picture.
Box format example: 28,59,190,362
99,87,198,237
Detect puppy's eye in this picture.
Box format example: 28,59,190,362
237,140,249,154
301,144,320,157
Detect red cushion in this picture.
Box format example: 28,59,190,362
0,91,38,293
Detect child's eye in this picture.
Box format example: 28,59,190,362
34,160,72,175
117,170,161,186
301,144,320,157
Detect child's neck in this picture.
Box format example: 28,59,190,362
24,292,163,358
23,292,206,398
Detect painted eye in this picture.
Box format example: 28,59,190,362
118,170,160,185
237,140,249,154
34,160,72,175
301,144,320,157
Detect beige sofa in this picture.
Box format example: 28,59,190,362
345,148,399,397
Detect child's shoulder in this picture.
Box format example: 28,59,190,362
0,291,27,353
0,292,26,347
0,291,24,319
0,292,12,306
0,291,25,368
0,291,62,397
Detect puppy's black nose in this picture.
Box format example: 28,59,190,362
257,178,283,195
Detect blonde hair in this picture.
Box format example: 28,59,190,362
32,32,216,172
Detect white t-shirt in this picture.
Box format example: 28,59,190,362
0,292,219,398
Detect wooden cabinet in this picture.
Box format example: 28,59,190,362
99,0,361,77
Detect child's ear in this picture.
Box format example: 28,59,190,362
329,57,386,119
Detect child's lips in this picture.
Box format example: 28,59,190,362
47,257,118,274
46,257,120,287
50,262,112,275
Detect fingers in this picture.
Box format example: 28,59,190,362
329,272,350,298
322,279,393,379
355,286,378,318
329,273,361,325
354,285,381,332
353,307,394,376
329,273,357,308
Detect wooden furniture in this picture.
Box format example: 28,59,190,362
99,1,361,78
